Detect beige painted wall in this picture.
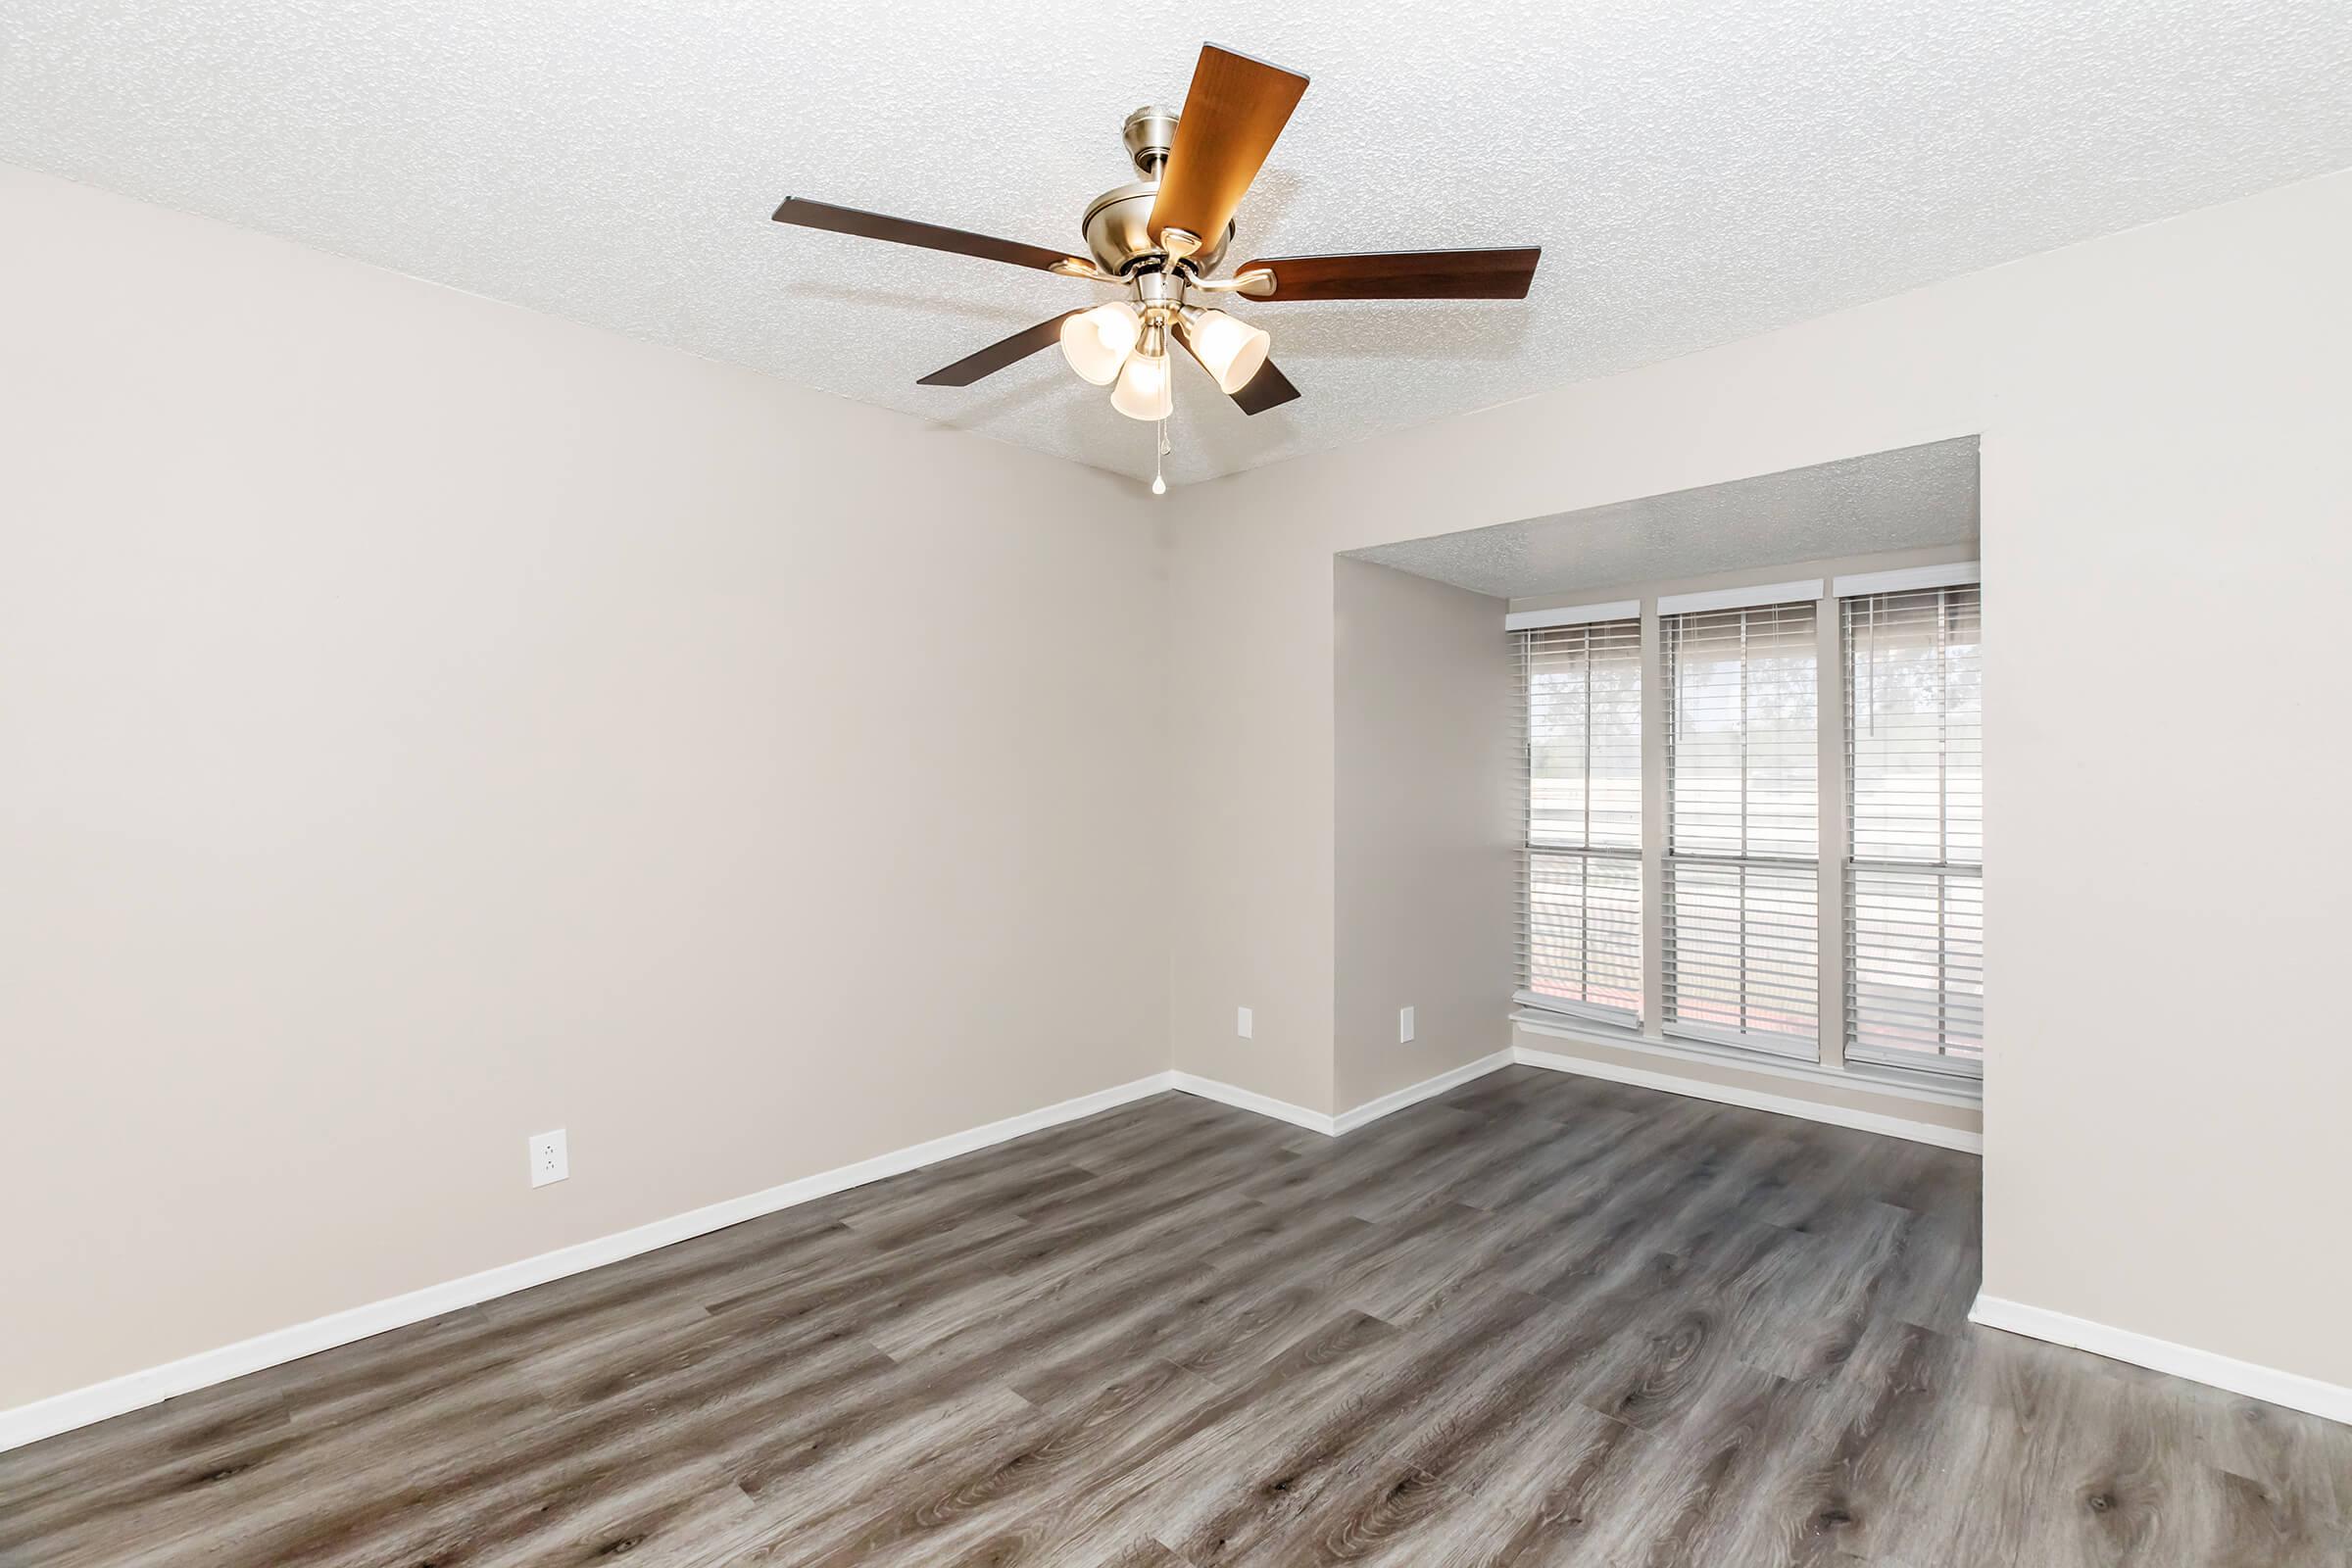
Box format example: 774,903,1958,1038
1167,168,2352,1388
1333,560,1514,1110
0,165,1169,1408
1165,503,1340,1111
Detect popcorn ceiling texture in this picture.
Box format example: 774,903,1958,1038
1349,438,1981,600
5,0,2347,485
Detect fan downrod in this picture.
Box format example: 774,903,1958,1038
1122,105,1180,177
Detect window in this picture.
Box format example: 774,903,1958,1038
1662,601,1820,1054
1514,616,1642,1022
1511,564,1983,1092
1843,584,1984,1074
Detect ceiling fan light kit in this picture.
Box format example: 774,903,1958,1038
1178,307,1270,395
772,43,1542,490
1110,334,1175,422
1060,302,1141,385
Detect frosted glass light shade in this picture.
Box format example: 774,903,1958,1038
1059,303,1141,385
1110,351,1173,421
1182,308,1271,394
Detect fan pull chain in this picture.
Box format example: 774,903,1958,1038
1152,418,1169,495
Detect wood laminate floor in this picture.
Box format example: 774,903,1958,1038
5,1067,2347,1567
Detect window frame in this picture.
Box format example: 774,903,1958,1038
1659,598,1824,1057
1512,613,1644,1028
1508,560,1984,1102
1840,578,1985,1079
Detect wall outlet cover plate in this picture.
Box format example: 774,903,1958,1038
528,1129,569,1188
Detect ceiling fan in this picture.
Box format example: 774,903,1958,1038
771,43,1541,491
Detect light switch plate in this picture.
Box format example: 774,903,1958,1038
528,1129,568,1188
1399,1005,1416,1044
1237,1005,1253,1040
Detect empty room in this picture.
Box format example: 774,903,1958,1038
4,4,2349,1565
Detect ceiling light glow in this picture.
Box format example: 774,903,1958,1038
1059,302,1141,385
1180,307,1271,394
1110,347,1173,421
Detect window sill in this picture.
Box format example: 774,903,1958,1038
1508,1007,1984,1109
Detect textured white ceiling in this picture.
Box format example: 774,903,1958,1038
1348,438,1980,600
5,3,2348,486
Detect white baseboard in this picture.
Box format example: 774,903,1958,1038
1169,1052,1516,1140
0,1072,1176,1455
1511,1010,1982,1109
6,1060,1494,1453
1512,1044,1984,1153
1970,1294,2352,1426
1165,1070,1335,1136
0,1045,1970,1456
1332,1051,1515,1135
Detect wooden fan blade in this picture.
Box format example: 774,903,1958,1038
1239,247,1542,301
917,314,1080,387
773,197,1088,274
1229,356,1300,415
1148,45,1308,250
1173,316,1300,415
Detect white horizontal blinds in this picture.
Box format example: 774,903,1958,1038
1844,584,1984,1074
1515,617,1642,1022
1663,601,1821,1054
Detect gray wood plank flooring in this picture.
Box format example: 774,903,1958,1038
5,1067,2346,1567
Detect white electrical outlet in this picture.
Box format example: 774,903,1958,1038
1236,1005,1253,1040
528,1129,568,1188
1399,1005,1416,1044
